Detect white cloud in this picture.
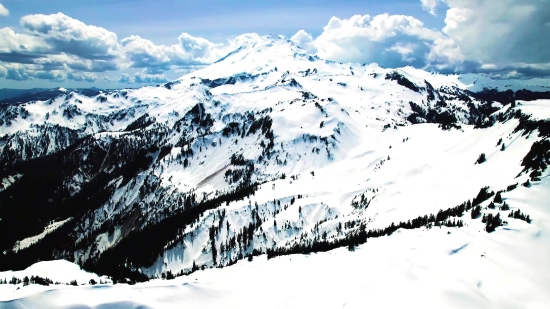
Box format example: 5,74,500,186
226,33,263,49
1,63,69,81
118,73,131,83
441,0,550,65
290,30,317,53
0,13,121,77
0,3,8,17
20,13,120,60
0,27,51,57
178,33,224,60
291,14,443,68
421,0,441,15
287,5,550,79
68,72,98,82
134,72,168,83
120,32,263,73
6,66,32,81
3,63,34,81
33,70,66,82
1,6,549,82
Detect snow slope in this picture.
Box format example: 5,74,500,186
2,175,549,308
0,260,107,287
13,218,72,252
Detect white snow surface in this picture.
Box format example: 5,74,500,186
0,260,105,286
13,218,72,252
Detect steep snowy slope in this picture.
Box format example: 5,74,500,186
0,35,549,299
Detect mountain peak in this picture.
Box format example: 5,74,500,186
187,37,320,79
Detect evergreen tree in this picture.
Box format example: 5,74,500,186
494,192,503,203
476,153,487,164
485,213,502,233
471,205,482,219
500,202,510,211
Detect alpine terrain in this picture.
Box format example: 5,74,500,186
1,35,550,308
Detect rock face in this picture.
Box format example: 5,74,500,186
0,36,549,282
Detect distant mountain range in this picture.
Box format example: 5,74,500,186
0,88,106,105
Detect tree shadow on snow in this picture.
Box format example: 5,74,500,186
95,302,154,309
449,244,468,255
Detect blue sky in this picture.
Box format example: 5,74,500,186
0,0,548,89
0,0,443,41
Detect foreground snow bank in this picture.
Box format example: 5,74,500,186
0,260,106,287
2,172,549,309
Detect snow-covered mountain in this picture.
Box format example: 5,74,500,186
1,35,550,307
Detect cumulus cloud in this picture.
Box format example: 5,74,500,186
0,12,120,79
441,0,550,65
33,70,65,81
291,14,442,68
0,3,8,17
1,63,69,81
134,72,168,83
68,72,98,82
118,73,131,83
421,0,441,15
290,30,317,53
20,13,120,60
178,33,224,59
120,32,262,73
289,3,550,79
0,27,51,59
5,65,32,81
1,5,549,83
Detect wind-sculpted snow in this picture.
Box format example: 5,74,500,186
0,37,550,307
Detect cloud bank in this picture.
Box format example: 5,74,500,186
0,0,548,84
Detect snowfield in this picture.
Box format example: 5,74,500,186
1,35,549,308
2,173,550,309
12,218,72,252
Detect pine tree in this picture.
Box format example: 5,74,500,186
500,202,510,211
476,153,487,164
471,205,481,219
494,192,503,203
